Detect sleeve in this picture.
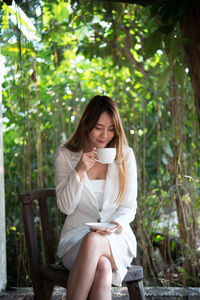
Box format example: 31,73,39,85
111,147,138,227
55,147,85,215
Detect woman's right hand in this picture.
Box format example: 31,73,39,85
75,147,97,179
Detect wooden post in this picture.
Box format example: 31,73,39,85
0,2,41,292
0,53,7,291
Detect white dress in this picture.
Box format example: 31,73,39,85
55,146,138,287
62,179,134,286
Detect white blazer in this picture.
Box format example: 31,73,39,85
55,145,138,259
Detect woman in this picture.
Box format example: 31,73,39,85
55,95,137,300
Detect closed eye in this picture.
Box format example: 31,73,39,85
95,126,102,130
95,126,115,131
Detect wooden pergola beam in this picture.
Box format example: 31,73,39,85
0,54,7,292
98,0,167,6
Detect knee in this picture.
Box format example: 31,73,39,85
96,256,112,285
82,231,101,250
97,256,112,275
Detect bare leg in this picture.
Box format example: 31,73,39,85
65,231,116,300
88,256,112,300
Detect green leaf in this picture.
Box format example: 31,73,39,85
144,29,162,58
158,66,172,91
194,196,200,210
174,62,185,86
162,154,168,165
165,143,173,157
164,34,181,60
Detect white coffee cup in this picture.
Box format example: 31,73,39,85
95,148,116,164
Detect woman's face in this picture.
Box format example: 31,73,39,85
88,112,115,149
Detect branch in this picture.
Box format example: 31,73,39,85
123,26,148,75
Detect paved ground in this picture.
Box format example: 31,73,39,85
0,286,200,299
0,287,129,300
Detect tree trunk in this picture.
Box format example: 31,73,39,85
181,0,200,124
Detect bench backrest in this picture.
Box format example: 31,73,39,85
19,188,58,271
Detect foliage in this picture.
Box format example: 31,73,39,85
0,0,200,287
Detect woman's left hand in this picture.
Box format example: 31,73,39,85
96,221,121,235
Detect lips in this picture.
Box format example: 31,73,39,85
97,140,108,144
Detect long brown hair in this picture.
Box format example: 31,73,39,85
65,95,128,203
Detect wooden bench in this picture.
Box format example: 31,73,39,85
19,188,145,300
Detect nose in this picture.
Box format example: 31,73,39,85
101,128,108,138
